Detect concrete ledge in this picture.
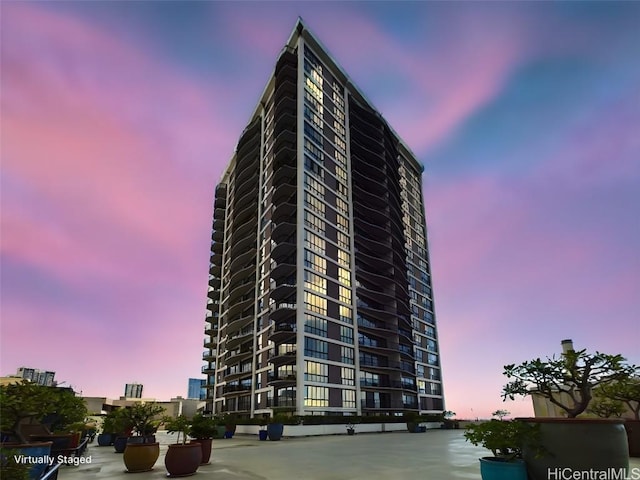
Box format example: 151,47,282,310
235,422,442,436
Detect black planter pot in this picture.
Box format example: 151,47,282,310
519,418,629,480
97,433,114,446
113,436,129,453
267,423,284,441
625,420,640,458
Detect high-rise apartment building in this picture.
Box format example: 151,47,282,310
203,19,444,418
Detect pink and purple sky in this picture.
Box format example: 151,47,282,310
2,2,639,418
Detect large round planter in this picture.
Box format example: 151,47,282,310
267,423,284,441
113,436,128,453
625,420,640,458
479,457,527,480
123,442,160,473
519,418,629,480
194,438,212,464
1,441,52,480
165,442,202,477
97,433,114,446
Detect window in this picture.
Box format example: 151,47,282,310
335,166,348,184
304,139,324,163
339,305,352,324
337,232,349,250
304,230,325,254
305,361,328,383
338,267,351,286
305,191,325,215
305,156,324,179
427,353,438,366
305,292,327,315
339,285,351,304
342,389,356,408
340,325,354,344
360,371,379,387
304,173,325,197
304,313,327,337
304,270,327,295
304,104,323,130
305,337,329,359
337,248,350,266
304,211,325,235
304,386,329,407
336,197,349,216
304,121,323,147
304,250,326,275
341,367,355,386
341,346,355,364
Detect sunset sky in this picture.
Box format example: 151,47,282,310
2,1,639,419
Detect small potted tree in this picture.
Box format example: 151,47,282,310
464,415,541,480
502,342,638,479
97,411,118,446
267,414,286,441
164,415,202,477
122,402,164,473
189,413,218,464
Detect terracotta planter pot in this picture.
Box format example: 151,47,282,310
194,438,213,464
165,442,202,477
519,418,629,480
123,442,160,473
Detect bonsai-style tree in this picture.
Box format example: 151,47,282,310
124,402,165,438
502,348,639,418
164,415,191,445
596,377,640,420
0,381,87,441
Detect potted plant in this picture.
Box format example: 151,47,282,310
266,414,286,441
502,341,638,479
222,414,237,438
188,413,217,464
0,447,31,480
164,415,202,477
111,409,134,453
346,422,355,436
97,411,118,446
464,416,541,480
122,402,164,473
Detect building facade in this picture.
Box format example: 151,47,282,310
203,19,444,418
16,367,56,386
124,383,144,399
188,378,207,400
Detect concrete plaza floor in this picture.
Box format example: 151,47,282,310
58,429,486,479
58,430,640,480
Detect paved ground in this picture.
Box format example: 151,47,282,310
59,430,485,479
57,430,640,480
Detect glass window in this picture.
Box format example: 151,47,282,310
341,367,355,386
304,270,327,294
304,191,325,215
342,389,356,408
304,292,327,315
339,285,351,304
304,173,325,197
304,229,325,254
339,305,352,324
304,250,327,275
304,386,329,407
341,346,355,365
305,361,328,383
340,325,354,344
304,211,325,235
337,248,350,266
305,337,329,360
338,267,351,286
304,313,327,337
337,232,349,250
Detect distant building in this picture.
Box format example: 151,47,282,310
124,383,144,398
188,378,206,400
16,367,55,386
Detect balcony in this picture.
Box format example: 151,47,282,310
268,322,296,343
268,348,297,366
